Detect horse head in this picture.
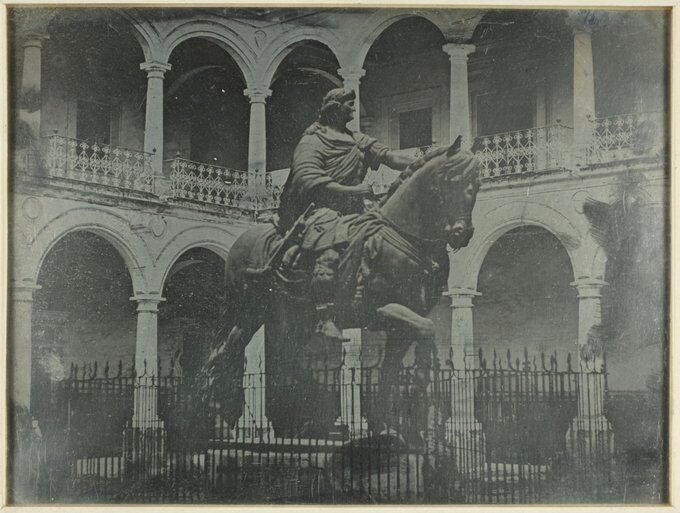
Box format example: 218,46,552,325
380,141,481,250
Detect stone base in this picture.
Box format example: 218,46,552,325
566,415,614,460
446,418,486,474
122,423,167,477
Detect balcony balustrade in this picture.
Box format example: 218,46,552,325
585,111,663,165
475,123,573,180
43,133,154,192
168,157,282,212
35,112,661,213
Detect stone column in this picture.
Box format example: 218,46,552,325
244,87,271,206
442,43,475,146
337,328,368,437
130,293,165,427
8,281,42,411
234,326,271,440
570,19,596,166
140,61,171,176
17,34,49,172
446,287,480,369
445,287,484,472
338,67,366,133
568,277,612,458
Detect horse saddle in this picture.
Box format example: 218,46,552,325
298,208,358,253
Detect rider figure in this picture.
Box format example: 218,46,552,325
277,87,414,340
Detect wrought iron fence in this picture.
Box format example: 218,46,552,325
43,133,154,192
25,350,613,504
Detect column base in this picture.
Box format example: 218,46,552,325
230,417,274,442
566,415,614,460
446,418,486,475
334,416,368,439
123,422,167,478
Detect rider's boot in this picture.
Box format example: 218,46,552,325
311,248,347,342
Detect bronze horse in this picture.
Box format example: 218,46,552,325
204,142,481,437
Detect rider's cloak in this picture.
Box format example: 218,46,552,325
278,122,389,229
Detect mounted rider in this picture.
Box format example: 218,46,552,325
276,87,415,340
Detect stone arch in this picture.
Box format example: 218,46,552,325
162,21,257,86
28,207,152,294
353,12,448,70
259,30,344,88
449,201,584,290
43,8,155,63
153,225,240,293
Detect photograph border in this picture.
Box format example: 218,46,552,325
0,0,677,511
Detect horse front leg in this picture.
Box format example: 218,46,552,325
375,303,437,435
376,303,441,494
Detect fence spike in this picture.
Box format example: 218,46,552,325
104,361,109,379
158,360,163,378
532,355,537,372
449,346,454,364
169,357,175,377
74,364,79,379
117,360,123,378
93,361,98,379
69,362,75,378
516,357,521,371
523,347,529,364
541,352,547,371
481,357,487,370
478,347,483,365
143,359,148,377
506,349,512,369
567,352,573,372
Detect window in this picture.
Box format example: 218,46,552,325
76,99,113,145
475,90,535,136
398,107,433,149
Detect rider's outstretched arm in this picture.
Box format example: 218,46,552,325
383,151,415,171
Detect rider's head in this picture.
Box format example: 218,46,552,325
318,88,356,129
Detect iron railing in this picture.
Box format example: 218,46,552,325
25,350,613,504
43,133,154,192
474,123,573,180
585,111,664,165
167,157,282,212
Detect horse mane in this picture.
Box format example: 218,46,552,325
379,146,480,206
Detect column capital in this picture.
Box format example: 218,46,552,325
338,67,366,83
244,87,272,104
442,43,475,61
10,281,42,303
571,277,608,298
140,60,171,78
445,287,481,308
130,293,166,312
22,34,50,49
566,11,599,34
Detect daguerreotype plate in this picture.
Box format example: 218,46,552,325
3,2,674,507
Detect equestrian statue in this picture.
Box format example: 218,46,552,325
202,88,481,441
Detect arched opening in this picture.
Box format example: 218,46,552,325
266,41,340,171
469,11,572,136
42,11,147,150
165,38,249,169
31,231,136,418
159,247,226,382
362,17,446,148
473,226,578,364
